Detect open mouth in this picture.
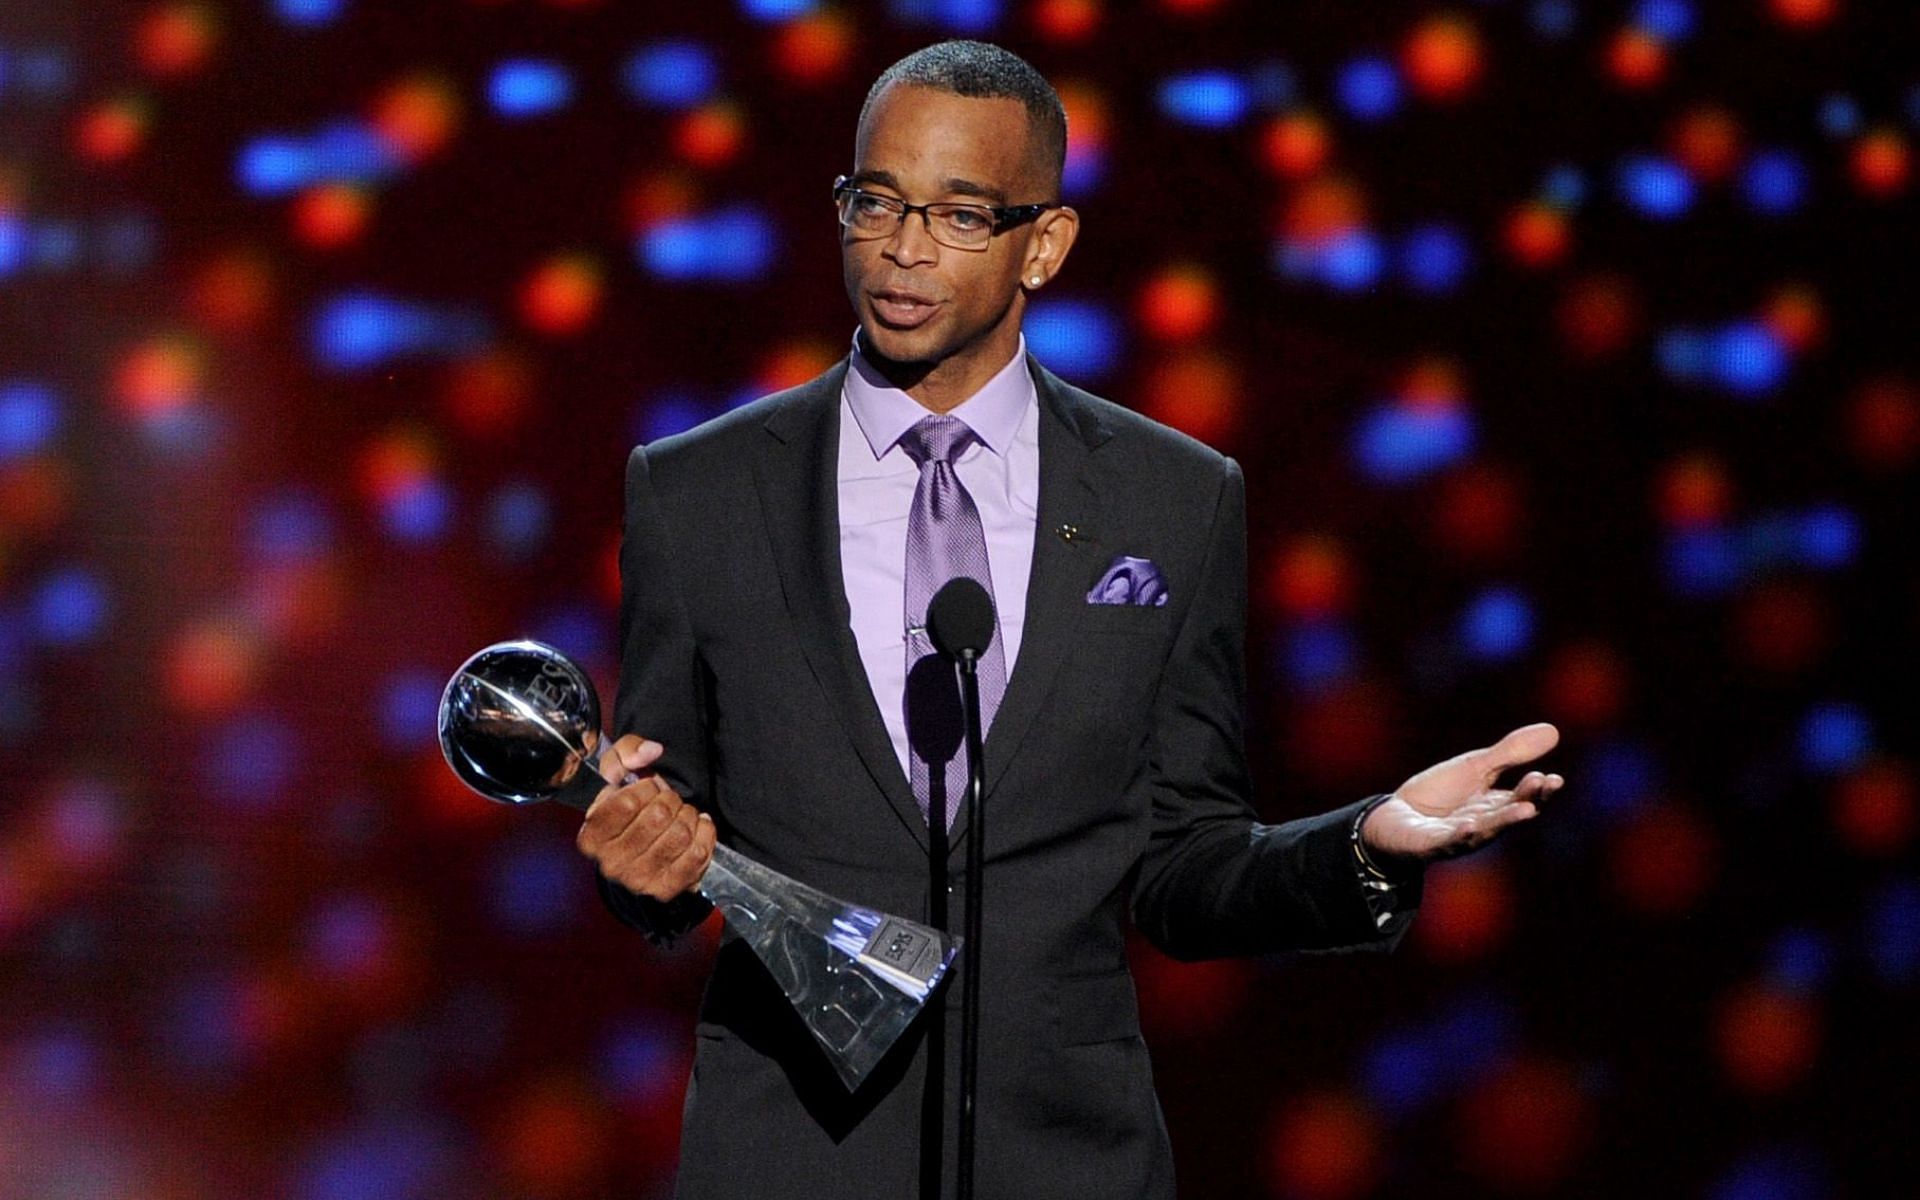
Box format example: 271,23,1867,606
870,290,942,329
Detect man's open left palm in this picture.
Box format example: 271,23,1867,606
1362,723,1566,864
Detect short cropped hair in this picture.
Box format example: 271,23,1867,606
859,40,1068,196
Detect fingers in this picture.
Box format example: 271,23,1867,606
1479,722,1561,779
575,773,710,902
596,734,665,785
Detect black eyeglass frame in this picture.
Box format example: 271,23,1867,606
831,174,1059,247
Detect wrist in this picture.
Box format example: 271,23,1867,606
1351,794,1420,884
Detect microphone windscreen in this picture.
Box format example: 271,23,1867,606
928,578,995,659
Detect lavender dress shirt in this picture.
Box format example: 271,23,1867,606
838,333,1041,781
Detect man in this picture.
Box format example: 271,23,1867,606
575,40,1564,1199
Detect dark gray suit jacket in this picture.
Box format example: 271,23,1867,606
596,354,1420,1199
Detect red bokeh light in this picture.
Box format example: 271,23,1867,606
1604,28,1667,89
771,12,854,86
188,248,275,332
623,170,700,234
1667,105,1744,183
1456,1055,1591,1192
1540,638,1628,729
166,617,262,716
1129,945,1252,1041
1608,802,1718,915
1847,375,1919,470
442,351,536,440
1762,283,1824,352
1285,681,1400,790
1413,859,1514,963
0,459,75,534
1731,581,1828,675
1556,272,1641,359
1138,351,1241,447
1504,203,1571,268
1261,112,1332,179
372,73,461,163
758,341,839,393
1263,535,1354,620
1830,759,1916,858
1434,464,1523,562
1850,129,1910,198
135,3,218,78
1136,264,1220,342
1402,15,1483,102
674,102,747,169
1715,982,1821,1095
291,183,371,249
1655,454,1733,528
496,1074,613,1193
1033,0,1102,41
519,253,604,337
1769,0,1838,29
113,334,203,418
1263,1092,1380,1200
75,98,149,165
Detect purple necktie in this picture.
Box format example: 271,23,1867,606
899,414,1009,829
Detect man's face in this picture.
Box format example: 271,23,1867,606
841,84,1046,370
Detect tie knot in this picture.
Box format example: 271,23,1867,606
897,414,978,467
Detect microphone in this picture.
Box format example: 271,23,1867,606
928,577,996,662
925,575,995,1200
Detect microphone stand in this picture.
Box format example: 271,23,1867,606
953,646,986,1200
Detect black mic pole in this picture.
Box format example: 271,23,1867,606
954,642,985,1200
926,577,995,1200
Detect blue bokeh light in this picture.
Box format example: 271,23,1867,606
275,0,348,27
1157,71,1251,129
1798,702,1870,774
381,478,454,543
1023,298,1122,381
207,712,300,811
380,670,443,753
250,490,335,563
1320,230,1388,292
1742,149,1808,216
31,568,108,646
1281,621,1358,693
0,380,58,460
492,839,580,934
741,0,819,17
1765,926,1834,994
1400,224,1473,293
1617,154,1695,219
1711,322,1789,397
1632,0,1696,40
488,60,574,118
1460,587,1534,662
1865,879,1920,986
1664,527,1742,597
1353,402,1475,483
482,481,550,560
1335,56,1401,122
637,207,777,282
621,42,720,110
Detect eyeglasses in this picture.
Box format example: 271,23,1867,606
832,175,1057,251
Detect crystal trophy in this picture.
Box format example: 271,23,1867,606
437,639,956,1089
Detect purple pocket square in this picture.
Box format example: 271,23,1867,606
1087,555,1169,607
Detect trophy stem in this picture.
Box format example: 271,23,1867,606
583,735,956,1088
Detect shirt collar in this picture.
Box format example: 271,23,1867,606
844,330,1034,462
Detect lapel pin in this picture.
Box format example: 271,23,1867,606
1057,523,1089,544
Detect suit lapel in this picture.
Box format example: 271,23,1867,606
953,356,1113,851
753,362,931,853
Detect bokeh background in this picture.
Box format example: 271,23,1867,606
3,0,1917,1196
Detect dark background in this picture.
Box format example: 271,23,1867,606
1,1,1916,1197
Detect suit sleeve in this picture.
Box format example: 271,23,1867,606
592,443,717,946
1128,456,1422,960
